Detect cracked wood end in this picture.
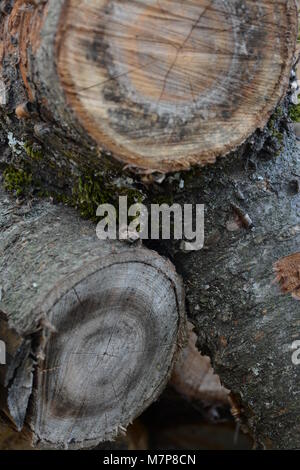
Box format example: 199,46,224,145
0,0,297,172
0,188,186,449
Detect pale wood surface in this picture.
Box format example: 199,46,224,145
0,188,186,449
57,0,297,171
170,322,229,404
0,1,296,174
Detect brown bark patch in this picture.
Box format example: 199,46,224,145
1,1,48,102
274,252,300,300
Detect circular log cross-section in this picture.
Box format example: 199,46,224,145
56,0,297,171
33,255,183,448
0,189,186,449
0,0,297,173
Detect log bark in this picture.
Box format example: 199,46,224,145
0,0,297,177
0,186,186,449
152,134,300,449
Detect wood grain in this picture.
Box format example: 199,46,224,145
0,1,296,174
0,188,186,448
57,0,297,171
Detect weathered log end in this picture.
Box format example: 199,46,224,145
0,0,297,174
29,252,185,448
56,0,298,171
0,189,186,449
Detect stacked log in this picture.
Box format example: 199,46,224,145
0,187,186,448
0,0,299,451
0,0,297,180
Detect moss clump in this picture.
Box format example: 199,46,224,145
72,174,110,219
24,142,43,161
72,173,145,220
271,128,284,144
119,187,145,206
289,103,300,122
3,162,145,222
3,167,32,197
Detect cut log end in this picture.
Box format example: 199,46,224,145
0,191,186,449
0,1,297,173
30,256,185,448
56,0,297,171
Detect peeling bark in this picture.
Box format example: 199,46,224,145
274,252,300,300
0,0,299,451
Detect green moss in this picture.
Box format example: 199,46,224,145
72,174,109,219
119,187,145,206
271,129,284,143
3,155,145,222
72,173,145,220
24,142,43,161
289,103,300,122
272,106,283,120
36,189,70,206
268,107,284,130
3,167,33,197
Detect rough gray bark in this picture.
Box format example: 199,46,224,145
151,134,300,449
0,186,186,449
